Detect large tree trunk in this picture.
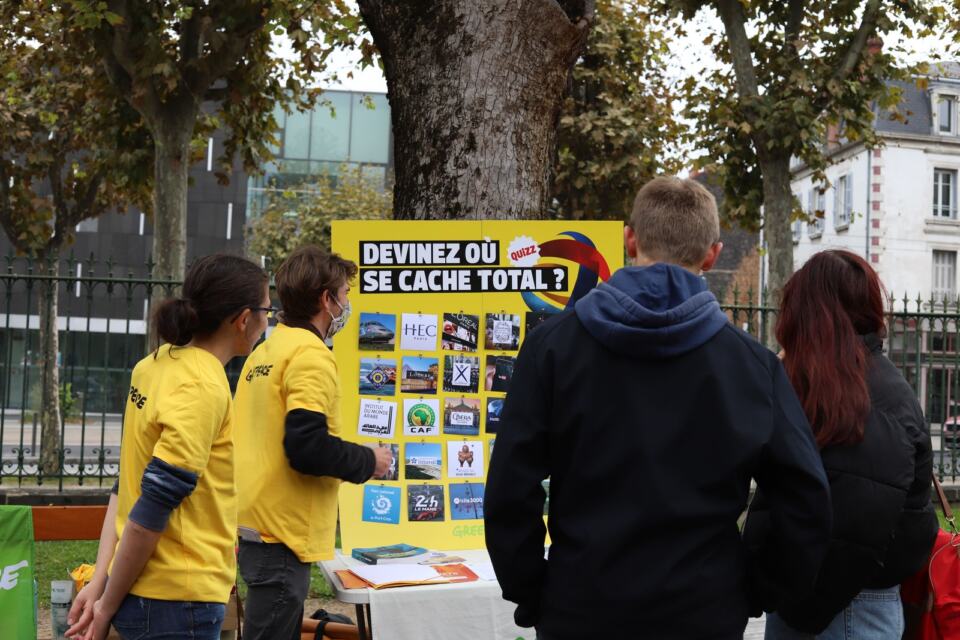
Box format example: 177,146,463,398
759,153,794,348
152,122,194,282
37,259,61,477
147,112,196,347
761,154,795,304
358,0,594,219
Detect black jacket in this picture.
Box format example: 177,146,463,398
484,265,831,640
743,334,939,633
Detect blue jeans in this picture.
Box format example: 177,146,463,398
111,594,225,640
765,586,903,640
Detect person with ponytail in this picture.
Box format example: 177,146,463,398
66,253,270,640
744,250,938,639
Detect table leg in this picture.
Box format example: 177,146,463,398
356,604,370,640
366,603,373,638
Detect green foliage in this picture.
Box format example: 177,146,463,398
0,2,153,257
59,0,374,183
248,164,393,270
26,381,79,420
60,383,79,421
552,0,682,220
35,540,99,609
654,0,944,231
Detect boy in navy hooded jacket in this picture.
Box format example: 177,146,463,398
485,177,831,640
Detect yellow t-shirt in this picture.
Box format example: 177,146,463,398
234,323,342,562
113,344,236,603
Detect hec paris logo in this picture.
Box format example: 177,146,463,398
0,560,28,590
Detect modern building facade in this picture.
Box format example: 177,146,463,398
0,90,392,412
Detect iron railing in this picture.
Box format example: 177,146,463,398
4,257,960,486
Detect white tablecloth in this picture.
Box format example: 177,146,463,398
321,549,532,640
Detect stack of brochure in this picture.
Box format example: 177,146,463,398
350,543,429,565
345,563,479,589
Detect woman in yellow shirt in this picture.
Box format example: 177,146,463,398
67,253,270,640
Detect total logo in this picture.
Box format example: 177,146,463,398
509,231,611,313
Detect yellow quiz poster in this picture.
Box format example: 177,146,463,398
331,220,624,552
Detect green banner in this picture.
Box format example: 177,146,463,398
0,505,37,639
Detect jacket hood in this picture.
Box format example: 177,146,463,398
574,263,728,358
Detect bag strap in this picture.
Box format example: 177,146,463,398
932,473,956,533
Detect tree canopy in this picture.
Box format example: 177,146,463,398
655,0,944,296
552,0,682,220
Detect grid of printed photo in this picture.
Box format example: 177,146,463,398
355,309,557,525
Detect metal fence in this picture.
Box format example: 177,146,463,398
4,257,960,487
1,254,198,489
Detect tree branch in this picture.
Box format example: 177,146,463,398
77,170,106,222
555,0,596,24
0,160,16,247
46,154,70,245
784,0,804,62
715,0,761,101
179,2,203,65
831,0,881,85
190,6,266,97
100,0,163,127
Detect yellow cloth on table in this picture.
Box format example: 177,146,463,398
70,563,95,592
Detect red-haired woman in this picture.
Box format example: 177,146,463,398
744,250,938,639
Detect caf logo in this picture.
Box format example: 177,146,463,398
407,403,436,427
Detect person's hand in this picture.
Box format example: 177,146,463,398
83,598,116,640
371,445,393,479
66,579,104,639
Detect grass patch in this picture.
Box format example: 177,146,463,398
36,540,336,607
34,540,98,608
938,508,958,531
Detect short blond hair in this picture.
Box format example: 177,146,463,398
629,177,720,267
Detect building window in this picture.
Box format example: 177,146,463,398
792,219,802,243
933,250,957,301
934,169,958,219
939,95,956,135
310,92,351,162
807,187,824,239
834,174,852,229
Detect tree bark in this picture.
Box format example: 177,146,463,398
37,259,61,477
358,0,594,219
760,154,794,309
151,117,195,282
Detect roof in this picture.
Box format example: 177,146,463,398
875,62,960,136
875,79,932,135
